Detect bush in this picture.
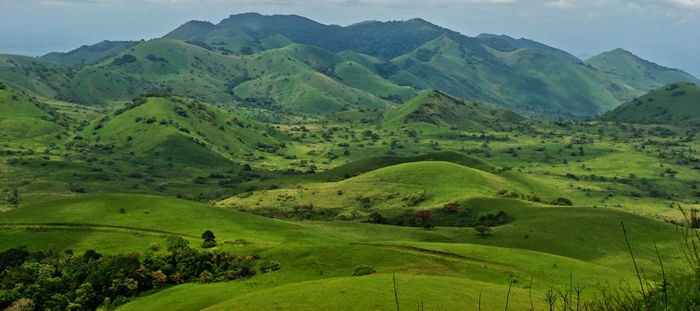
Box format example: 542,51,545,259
258,260,281,273
352,265,375,276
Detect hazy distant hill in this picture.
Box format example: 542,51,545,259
0,13,689,119
586,48,700,97
41,40,139,67
476,34,581,63
599,82,700,127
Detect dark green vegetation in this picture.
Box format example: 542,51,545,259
0,237,261,310
1,12,700,311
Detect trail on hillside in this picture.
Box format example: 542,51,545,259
352,242,535,279
0,222,198,238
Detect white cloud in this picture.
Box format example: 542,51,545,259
667,0,700,8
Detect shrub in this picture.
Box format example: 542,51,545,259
352,265,375,276
258,260,281,273
442,201,460,213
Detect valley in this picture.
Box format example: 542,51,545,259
1,13,700,311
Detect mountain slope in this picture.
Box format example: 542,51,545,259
385,36,620,118
383,90,524,130
477,33,581,63
0,83,68,144
162,13,631,118
586,48,700,96
41,38,395,113
41,40,139,66
0,54,75,100
80,93,286,166
5,13,694,119
599,82,700,127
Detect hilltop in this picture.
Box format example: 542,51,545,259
586,48,700,100
41,40,140,67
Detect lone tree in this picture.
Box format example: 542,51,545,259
201,230,217,248
474,224,492,237
415,210,434,229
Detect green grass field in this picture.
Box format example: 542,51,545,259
0,192,689,310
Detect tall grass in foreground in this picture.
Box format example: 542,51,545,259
579,204,700,310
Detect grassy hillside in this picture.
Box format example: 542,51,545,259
599,82,700,127
382,90,524,130
44,39,396,114
81,93,285,166
586,48,700,100
40,40,139,66
219,156,564,221
0,54,74,100
230,44,394,114
477,33,581,63
7,14,690,119
0,83,68,145
386,35,621,118
0,192,686,310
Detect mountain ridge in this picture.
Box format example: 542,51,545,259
0,13,689,119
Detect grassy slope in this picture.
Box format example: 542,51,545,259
0,54,74,99
84,95,283,165
232,44,394,113
382,89,524,130
599,82,700,126
220,157,566,216
586,48,700,98
0,193,685,310
67,39,396,114
387,36,621,118
0,85,67,145
495,48,620,116
40,40,139,66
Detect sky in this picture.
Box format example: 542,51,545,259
1,0,698,77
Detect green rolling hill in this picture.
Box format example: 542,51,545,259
40,40,139,67
0,83,68,145
219,152,564,219
382,90,524,130
0,54,75,100
80,93,286,166
599,82,700,127
0,191,686,310
476,33,582,63
586,48,700,100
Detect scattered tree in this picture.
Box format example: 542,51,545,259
201,230,217,248
474,224,492,237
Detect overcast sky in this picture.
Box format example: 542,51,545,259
1,0,698,77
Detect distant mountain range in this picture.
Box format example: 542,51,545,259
0,13,697,119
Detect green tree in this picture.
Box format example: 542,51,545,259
474,224,492,237
8,189,19,205
201,230,217,248
165,236,191,253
